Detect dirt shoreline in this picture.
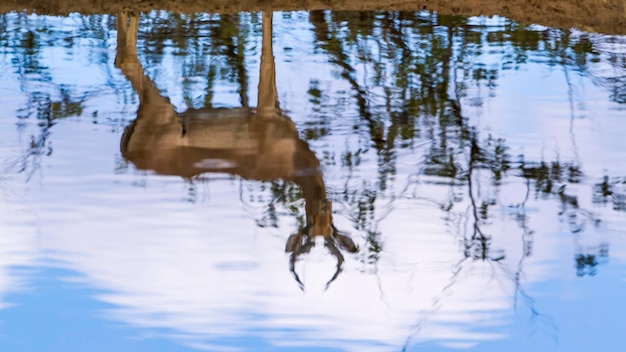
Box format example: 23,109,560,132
1,0,625,34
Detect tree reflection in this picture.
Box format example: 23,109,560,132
3,10,622,272
2,8,625,347
303,10,626,274
135,12,254,109
0,14,93,179
301,11,624,345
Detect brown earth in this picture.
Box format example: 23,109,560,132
1,0,625,35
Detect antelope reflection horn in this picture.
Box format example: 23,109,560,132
324,237,345,290
287,228,314,291
289,252,305,291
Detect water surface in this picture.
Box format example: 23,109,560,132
0,8,625,352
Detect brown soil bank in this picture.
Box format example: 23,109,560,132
1,0,625,35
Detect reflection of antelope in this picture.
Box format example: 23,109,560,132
116,11,357,289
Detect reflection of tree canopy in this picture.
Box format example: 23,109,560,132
0,13,95,178
300,10,622,285
137,11,254,108
2,9,624,273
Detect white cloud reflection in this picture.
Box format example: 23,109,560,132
0,178,39,310
16,131,580,351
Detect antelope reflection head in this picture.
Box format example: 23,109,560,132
115,11,357,290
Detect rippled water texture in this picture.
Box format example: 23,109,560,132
1,9,626,352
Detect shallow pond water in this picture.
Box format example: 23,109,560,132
0,9,625,352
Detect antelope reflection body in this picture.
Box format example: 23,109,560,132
116,12,356,289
